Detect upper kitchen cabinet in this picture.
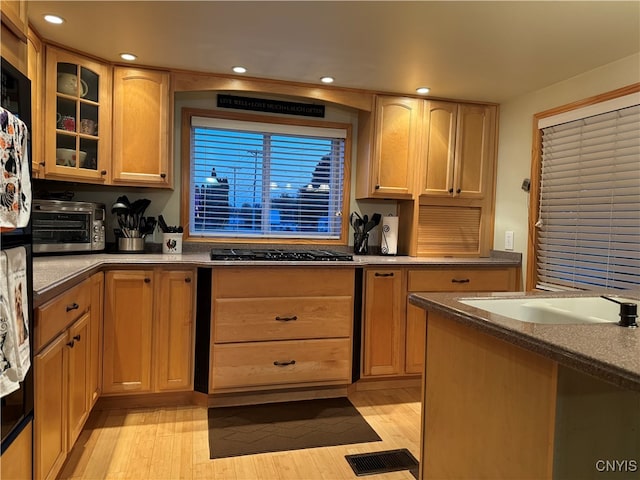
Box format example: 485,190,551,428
27,27,44,178
356,95,421,199
0,0,28,73
420,101,497,199
112,67,172,188
44,46,111,183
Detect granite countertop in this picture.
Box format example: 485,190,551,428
32,250,521,305
408,290,640,392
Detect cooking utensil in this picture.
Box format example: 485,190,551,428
158,214,170,233
364,213,382,233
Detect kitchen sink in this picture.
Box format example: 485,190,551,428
459,296,638,325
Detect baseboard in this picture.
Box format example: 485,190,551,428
352,376,421,392
95,391,197,410
208,386,349,407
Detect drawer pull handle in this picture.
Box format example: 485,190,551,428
66,340,75,348
374,272,394,277
275,315,297,322
273,360,296,367
73,334,81,341
66,303,79,312
451,278,470,284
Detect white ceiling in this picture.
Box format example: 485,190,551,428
28,1,640,104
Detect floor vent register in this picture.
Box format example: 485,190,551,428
345,448,419,477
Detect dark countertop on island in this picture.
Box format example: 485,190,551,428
408,290,640,392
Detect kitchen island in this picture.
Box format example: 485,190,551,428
408,291,640,480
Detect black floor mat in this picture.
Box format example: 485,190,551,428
345,448,419,477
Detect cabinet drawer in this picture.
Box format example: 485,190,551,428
211,338,351,391
213,267,354,298
408,268,515,292
35,279,91,351
214,296,352,343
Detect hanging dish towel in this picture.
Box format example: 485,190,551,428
0,106,32,229
0,250,19,397
4,247,30,383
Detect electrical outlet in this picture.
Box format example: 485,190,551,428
504,231,514,251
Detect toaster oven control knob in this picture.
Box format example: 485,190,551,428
94,235,99,242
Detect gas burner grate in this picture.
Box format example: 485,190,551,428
210,248,353,261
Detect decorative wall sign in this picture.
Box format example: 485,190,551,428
217,94,325,118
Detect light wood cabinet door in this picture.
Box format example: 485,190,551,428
155,269,194,391
358,96,420,199
112,67,171,187
1,420,32,480
362,269,405,377
405,303,426,375
27,27,44,178
421,101,496,199
89,272,103,406
453,103,496,199
34,332,67,480
0,0,28,41
66,312,91,447
103,270,154,394
421,101,457,196
44,46,111,183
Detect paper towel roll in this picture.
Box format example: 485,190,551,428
381,216,398,255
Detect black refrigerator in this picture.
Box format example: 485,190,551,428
0,55,34,462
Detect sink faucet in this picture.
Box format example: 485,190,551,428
601,296,638,328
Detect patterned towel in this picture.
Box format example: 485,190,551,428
0,107,31,229
0,250,19,397
0,247,30,396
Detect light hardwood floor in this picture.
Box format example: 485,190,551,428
59,387,421,480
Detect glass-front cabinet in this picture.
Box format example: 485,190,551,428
44,46,111,182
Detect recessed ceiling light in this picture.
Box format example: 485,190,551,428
232,66,247,74
44,14,64,24
320,76,334,84
120,53,137,61
416,87,431,95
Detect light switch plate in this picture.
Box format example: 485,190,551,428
505,231,514,251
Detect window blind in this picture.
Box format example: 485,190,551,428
536,104,640,290
189,116,346,239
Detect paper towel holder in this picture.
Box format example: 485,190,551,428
381,214,399,256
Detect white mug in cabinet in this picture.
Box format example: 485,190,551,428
57,73,88,97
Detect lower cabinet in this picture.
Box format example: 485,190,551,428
210,267,354,393
0,420,32,480
103,268,195,395
362,265,519,379
34,276,96,480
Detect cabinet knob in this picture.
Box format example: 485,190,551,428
448,188,454,194
66,340,75,348
160,173,167,179
39,161,45,166
456,188,461,194
374,272,394,277
144,277,151,283
185,277,192,283
66,302,79,312
375,184,380,190
73,334,81,341
101,170,107,175
273,360,296,367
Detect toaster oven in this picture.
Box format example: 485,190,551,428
32,199,106,254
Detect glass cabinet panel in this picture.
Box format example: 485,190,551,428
53,57,102,174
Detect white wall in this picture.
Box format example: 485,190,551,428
493,53,640,287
